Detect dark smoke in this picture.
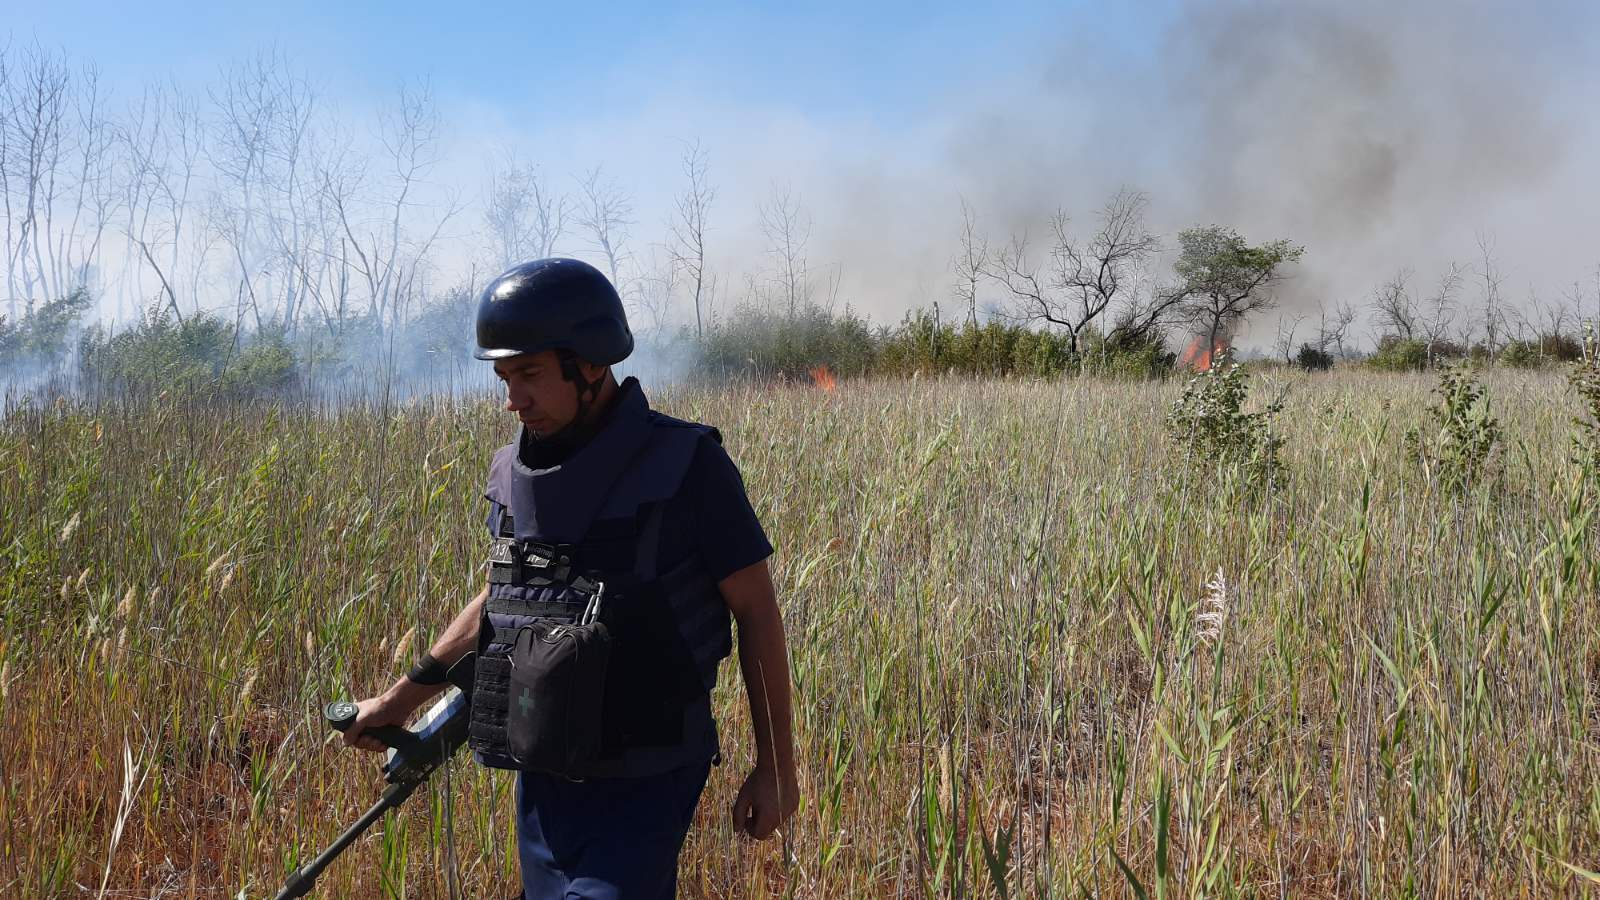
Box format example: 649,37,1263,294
920,0,1599,345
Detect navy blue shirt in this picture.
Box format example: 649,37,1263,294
663,435,774,582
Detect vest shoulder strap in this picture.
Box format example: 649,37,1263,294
647,411,722,446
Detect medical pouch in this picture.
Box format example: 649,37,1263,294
505,617,611,776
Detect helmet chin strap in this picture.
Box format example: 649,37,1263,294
530,356,607,453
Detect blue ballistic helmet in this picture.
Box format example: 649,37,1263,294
474,258,633,365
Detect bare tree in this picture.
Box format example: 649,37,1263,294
1419,263,1462,365
1541,284,1581,359
207,52,290,330
1474,232,1507,356
2,44,71,307
1273,313,1305,366
271,80,319,330
759,183,810,317
327,82,460,332
668,140,713,340
200,53,327,333
1519,287,1574,361
312,146,364,332
1592,262,1600,327
0,46,9,311
1370,268,1416,341
993,189,1164,361
60,63,115,303
119,83,183,321
117,81,208,322
484,152,567,271
0,43,121,317
1315,300,1357,359
527,175,566,261
952,197,986,327
576,166,633,290
632,246,678,340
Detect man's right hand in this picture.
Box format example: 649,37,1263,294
342,692,423,753
343,590,486,753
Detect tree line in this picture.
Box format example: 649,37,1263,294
2,42,1596,394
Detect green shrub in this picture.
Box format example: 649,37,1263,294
1404,364,1502,492
0,287,95,369
79,309,232,395
1080,328,1175,380
1165,353,1284,487
1498,340,1542,369
77,307,300,399
695,302,876,380
1367,336,1428,372
1008,327,1071,377
1295,343,1333,372
700,304,1173,382
1571,324,1600,472
1541,333,1583,363
223,327,300,397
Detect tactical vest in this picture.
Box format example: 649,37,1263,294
468,381,734,776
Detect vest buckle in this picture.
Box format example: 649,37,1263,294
514,540,574,582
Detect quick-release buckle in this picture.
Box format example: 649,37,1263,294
519,542,563,570
489,537,578,584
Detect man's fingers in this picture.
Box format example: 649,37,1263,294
732,790,755,836
341,721,389,753
752,806,778,840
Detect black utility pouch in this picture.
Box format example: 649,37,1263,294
505,587,611,776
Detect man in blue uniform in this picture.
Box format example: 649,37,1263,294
342,258,798,898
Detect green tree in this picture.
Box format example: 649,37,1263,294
0,287,95,368
1172,226,1304,355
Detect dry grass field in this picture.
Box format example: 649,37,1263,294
2,368,1597,897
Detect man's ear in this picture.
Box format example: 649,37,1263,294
578,360,610,384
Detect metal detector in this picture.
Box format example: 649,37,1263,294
273,654,474,899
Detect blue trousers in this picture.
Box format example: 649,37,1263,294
516,761,712,899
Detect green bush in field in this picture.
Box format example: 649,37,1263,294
0,286,94,369
1571,324,1600,472
702,303,1174,381
1079,328,1175,380
1367,336,1429,372
1499,339,1543,369
872,308,1072,378
1165,353,1284,486
77,307,300,398
78,308,233,394
1405,364,1503,492
1295,342,1334,372
222,327,299,398
694,302,877,380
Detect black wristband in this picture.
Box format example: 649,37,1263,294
407,652,449,686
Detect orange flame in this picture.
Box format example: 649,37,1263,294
809,365,838,392
1178,335,1230,372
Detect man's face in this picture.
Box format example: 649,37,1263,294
493,351,581,437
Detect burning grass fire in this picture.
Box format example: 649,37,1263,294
809,365,838,392
1177,334,1232,372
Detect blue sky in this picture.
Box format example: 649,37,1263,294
21,1,1159,123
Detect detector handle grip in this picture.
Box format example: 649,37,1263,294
323,700,420,755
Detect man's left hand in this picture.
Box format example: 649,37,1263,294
732,763,799,840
